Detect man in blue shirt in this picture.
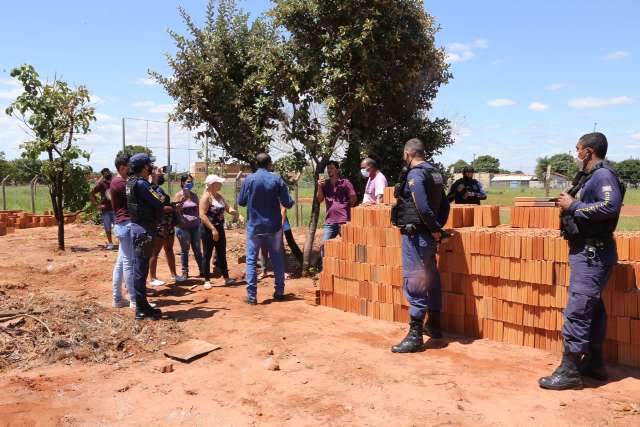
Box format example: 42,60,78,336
238,153,295,304
539,133,624,390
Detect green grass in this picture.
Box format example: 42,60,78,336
499,209,640,231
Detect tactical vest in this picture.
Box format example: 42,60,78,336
126,176,162,228
453,178,482,205
562,161,625,242
392,163,444,229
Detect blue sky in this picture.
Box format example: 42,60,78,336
1,0,638,173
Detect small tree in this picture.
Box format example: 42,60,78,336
535,153,578,180
615,159,640,187
449,159,470,173
472,155,500,173
117,145,154,159
5,65,95,250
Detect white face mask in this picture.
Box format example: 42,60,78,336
360,168,369,178
574,151,585,170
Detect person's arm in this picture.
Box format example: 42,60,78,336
89,181,101,206
565,170,622,221
374,175,387,204
279,178,295,209
281,205,287,227
347,180,357,207
173,190,186,203
446,180,458,202
475,181,487,200
199,194,219,239
237,179,249,207
409,169,441,232
223,196,240,220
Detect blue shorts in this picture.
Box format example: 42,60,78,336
102,210,115,233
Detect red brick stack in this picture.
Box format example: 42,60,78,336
319,190,640,368
511,197,562,229
0,210,78,236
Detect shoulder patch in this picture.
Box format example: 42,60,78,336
602,185,612,192
431,172,443,185
408,179,416,187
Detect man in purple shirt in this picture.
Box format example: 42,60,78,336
317,161,357,251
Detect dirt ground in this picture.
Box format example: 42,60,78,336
1,224,639,427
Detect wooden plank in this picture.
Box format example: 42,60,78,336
164,339,221,362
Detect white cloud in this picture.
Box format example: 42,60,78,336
546,83,572,91
132,100,155,109
132,100,175,114
0,78,22,100
631,132,640,141
568,96,633,109
487,98,516,107
529,102,549,112
606,50,629,60
136,77,158,86
90,94,104,104
94,112,112,121
445,39,488,63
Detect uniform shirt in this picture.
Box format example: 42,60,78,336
323,178,356,225
363,171,388,204
568,166,622,223
238,168,294,235
447,178,486,205
92,179,113,212
130,178,166,234
403,162,449,232
110,175,130,224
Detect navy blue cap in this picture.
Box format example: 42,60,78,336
129,153,154,168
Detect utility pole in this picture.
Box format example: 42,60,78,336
204,131,209,177
121,118,126,152
167,120,172,194
593,122,598,132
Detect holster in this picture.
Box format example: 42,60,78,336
134,233,154,259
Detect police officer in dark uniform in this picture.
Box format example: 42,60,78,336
126,153,174,320
391,138,450,353
447,166,487,205
539,132,624,390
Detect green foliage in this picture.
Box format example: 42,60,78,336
535,153,578,180
5,64,95,250
152,0,283,165
116,145,154,159
274,150,306,188
615,159,640,186
472,155,500,173
448,159,471,173
62,163,92,212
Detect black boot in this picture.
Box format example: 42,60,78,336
424,310,443,339
135,297,161,320
579,345,608,381
391,316,424,353
539,351,584,390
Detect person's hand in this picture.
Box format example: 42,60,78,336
238,215,245,225
212,228,220,241
431,231,442,242
457,184,465,192
557,192,575,211
317,177,326,188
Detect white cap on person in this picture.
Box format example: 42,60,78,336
205,174,226,185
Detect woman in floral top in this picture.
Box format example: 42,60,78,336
199,174,241,289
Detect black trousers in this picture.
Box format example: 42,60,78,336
201,224,229,280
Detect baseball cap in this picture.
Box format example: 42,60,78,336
129,153,155,168
205,174,226,185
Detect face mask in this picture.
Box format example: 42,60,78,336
157,176,165,186
360,168,369,178
184,182,194,190
574,151,585,170
104,174,113,181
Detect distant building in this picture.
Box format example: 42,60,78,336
190,161,251,181
490,174,538,188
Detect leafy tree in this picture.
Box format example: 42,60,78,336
535,153,578,180
274,150,307,188
0,151,10,181
272,0,451,269
5,65,95,250
152,0,283,166
6,157,44,183
615,159,640,187
116,145,154,159
472,155,500,173
448,159,470,173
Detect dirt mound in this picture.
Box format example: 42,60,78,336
0,292,185,372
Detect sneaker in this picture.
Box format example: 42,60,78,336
203,281,212,290
106,243,114,250
129,301,136,310
224,278,237,286
173,275,187,283
149,279,165,287
112,298,130,308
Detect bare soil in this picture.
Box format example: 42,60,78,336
1,224,639,426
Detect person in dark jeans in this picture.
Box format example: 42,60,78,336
199,174,241,289
174,174,204,278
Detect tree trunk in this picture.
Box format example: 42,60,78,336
302,159,326,274
54,173,65,251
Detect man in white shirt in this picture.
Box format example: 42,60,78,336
361,158,388,204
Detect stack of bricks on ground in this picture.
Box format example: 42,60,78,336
0,210,79,236
319,193,640,368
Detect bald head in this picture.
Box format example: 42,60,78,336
404,138,426,159
256,153,272,170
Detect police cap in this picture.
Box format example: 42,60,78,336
129,153,154,168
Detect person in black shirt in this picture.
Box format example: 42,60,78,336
447,166,487,205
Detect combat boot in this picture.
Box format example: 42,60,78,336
579,345,608,381
391,316,424,353
424,310,443,339
539,351,584,390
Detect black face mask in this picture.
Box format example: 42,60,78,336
157,176,165,186
104,174,113,181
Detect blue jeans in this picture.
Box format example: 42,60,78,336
112,221,135,301
102,210,115,234
176,226,204,276
321,223,342,257
401,233,442,319
246,231,285,301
